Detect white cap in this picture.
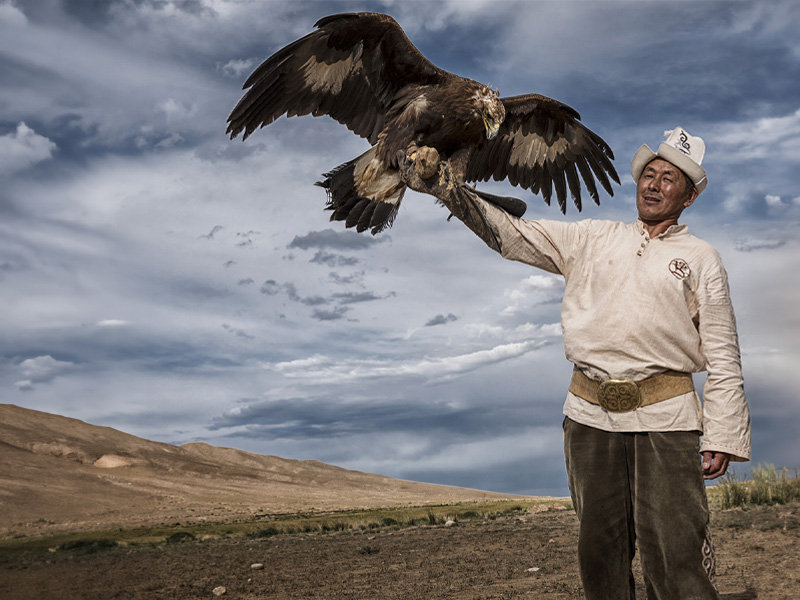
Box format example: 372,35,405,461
631,127,707,194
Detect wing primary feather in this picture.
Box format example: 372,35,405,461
550,162,567,214
370,200,400,233
540,168,552,207
586,152,616,196
575,156,600,205
564,162,582,212
345,198,370,229
357,202,378,233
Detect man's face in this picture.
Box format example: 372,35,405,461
636,158,697,225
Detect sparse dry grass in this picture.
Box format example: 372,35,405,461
708,464,800,510
0,498,571,563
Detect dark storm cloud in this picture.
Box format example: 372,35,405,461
221,323,254,340
309,250,360,267
199,225,224,239
734,239,787,252
258,279,385,320
212,395,532,441
287,228,388,266
425,313,458,327
288,228,388,252
311,306,350,321
260,280,281,296
332,291,383,305
328,271,365,286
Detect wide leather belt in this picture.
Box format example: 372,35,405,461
569,368,694,413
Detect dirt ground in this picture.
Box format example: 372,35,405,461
2,504,798,600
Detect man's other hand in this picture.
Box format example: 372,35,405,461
701,451,731,480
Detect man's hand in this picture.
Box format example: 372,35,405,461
701,451,731,480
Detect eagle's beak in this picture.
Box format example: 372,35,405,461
484,118,500,140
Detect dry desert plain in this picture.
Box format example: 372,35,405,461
1,404,798,599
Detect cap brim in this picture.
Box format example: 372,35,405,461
630,144,656,183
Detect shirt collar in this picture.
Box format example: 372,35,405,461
634,218,689,239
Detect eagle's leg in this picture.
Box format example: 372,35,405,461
400,147,503,253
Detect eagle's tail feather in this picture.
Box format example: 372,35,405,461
316,149,405,235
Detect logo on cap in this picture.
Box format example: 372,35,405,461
675,130,692,155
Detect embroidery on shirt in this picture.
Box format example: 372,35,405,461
669,258,691,280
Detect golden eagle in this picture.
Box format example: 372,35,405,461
227,12,619,234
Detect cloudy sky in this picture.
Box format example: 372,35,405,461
2,0,798,496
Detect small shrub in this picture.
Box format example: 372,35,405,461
247,527,280,539
166,531,196,544
718,464,800,509
720,474,749,509
58,539,117,554
359,545,380,555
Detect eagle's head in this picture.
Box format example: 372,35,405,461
475,87,505,140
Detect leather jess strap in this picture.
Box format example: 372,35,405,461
569,368,695,413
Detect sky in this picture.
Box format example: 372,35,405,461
1,0,798,497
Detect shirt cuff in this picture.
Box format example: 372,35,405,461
699,440,750,462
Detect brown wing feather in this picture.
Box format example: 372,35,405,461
226,12,447,143
466,93,620,213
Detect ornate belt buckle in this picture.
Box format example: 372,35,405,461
597,380,641,412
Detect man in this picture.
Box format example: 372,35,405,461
433,127,751,599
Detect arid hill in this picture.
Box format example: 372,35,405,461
0,404,529,538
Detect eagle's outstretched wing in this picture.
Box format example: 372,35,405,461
466,94,620,214
226,12,448,143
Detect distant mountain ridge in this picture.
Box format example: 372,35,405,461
0,404,527,537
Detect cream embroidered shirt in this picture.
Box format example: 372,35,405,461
479,201,751,461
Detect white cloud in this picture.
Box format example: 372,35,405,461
501,274,564,316
465,321,562,342
219,58,257,78
0,123,57,176
15,355,75,391
712,108,800,162
97,320,128,327
765,195,783,208
158,98,196,122
0,1,26,27
268,341,545,385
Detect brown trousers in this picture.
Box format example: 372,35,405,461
563,417,718,600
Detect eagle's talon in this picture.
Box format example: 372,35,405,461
414,146,440,180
